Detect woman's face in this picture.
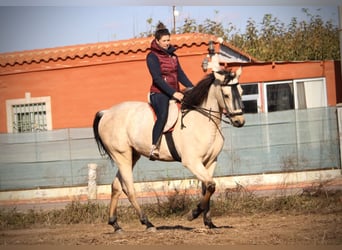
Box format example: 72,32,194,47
157,35,171,50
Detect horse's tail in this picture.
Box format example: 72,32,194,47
93,111,108,157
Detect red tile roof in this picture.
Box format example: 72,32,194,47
0,33,256,67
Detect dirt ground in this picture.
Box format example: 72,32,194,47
1,211,341,245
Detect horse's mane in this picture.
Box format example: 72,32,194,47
182,73,215,110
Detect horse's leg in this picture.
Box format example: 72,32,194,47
114,151,155,231
108,172,124,232
186,161,216,228
201,161,217,229
189,180,216,228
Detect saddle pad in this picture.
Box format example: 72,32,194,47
163,100,179,132
148,93,179,133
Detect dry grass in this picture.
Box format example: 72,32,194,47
1,184,341,230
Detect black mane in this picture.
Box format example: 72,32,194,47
181,73,216,110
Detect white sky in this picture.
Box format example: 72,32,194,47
0,1,340,53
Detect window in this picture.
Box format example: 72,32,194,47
241,83,260,113
265,82,294,112
294,78,327,109
264,78,326,113
6,93,52,133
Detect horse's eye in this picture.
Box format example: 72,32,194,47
224,94,229,98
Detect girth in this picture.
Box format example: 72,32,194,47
165,131,181,162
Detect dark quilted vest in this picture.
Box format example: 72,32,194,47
150,39,179,93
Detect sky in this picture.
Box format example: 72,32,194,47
0,1,340,53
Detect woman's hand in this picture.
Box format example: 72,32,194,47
172,92,184,102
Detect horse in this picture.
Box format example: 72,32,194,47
93,68,245,232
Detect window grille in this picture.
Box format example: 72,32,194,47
11,102,47,133
6,95,52,133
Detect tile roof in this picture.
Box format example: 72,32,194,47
0,33,256,67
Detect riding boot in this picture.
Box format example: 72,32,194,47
149,144,159,161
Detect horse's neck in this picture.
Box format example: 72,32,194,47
201,87,222,125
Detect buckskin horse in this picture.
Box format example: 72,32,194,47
93,67,245,232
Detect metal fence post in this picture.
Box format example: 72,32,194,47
337,104,342,173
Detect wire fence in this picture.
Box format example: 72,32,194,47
0,107,340,191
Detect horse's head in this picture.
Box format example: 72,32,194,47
213,67,245,128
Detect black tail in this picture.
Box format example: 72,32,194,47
93,111,108,157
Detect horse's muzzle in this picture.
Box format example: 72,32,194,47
227,113,245,127
232,119,245,127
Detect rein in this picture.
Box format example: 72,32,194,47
180,102,232,128
180,104,226,139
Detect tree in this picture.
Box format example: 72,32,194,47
138,9,340,61
177,18,198,33
232,9,340,61
138,17,154,38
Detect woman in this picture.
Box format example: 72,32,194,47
146,22,193,160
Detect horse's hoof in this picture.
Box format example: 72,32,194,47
146,226,157,232
187,211,195,221
114,228,124,234
187,209,201,221
205,222,218,229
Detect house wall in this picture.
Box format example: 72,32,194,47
0,47,207,133
236,60,340,107
0,43,340,133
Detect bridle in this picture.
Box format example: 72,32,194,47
219,81,244,119
181,71,244,128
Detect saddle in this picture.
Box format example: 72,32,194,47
149,99,179,133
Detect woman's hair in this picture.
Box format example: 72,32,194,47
154,21,170,40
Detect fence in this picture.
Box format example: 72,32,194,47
0,107,340,191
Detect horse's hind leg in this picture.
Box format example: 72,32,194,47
108,172,124,232
111,151,155,231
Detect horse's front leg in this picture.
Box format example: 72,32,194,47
185,160,217,228
201,181,217,228
186,160,217,228
202,160,218,228
187,180,216,228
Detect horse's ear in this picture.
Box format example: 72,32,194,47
228,67,242,85
236,66,242,77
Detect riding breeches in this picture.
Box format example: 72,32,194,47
149,92,170,145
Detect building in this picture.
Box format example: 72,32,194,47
1,33,340,134
0,33,341,204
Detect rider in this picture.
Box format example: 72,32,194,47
146,21,194,160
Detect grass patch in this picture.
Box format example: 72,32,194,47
1,185,341,229
0,201,108,229
213,184,342,216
